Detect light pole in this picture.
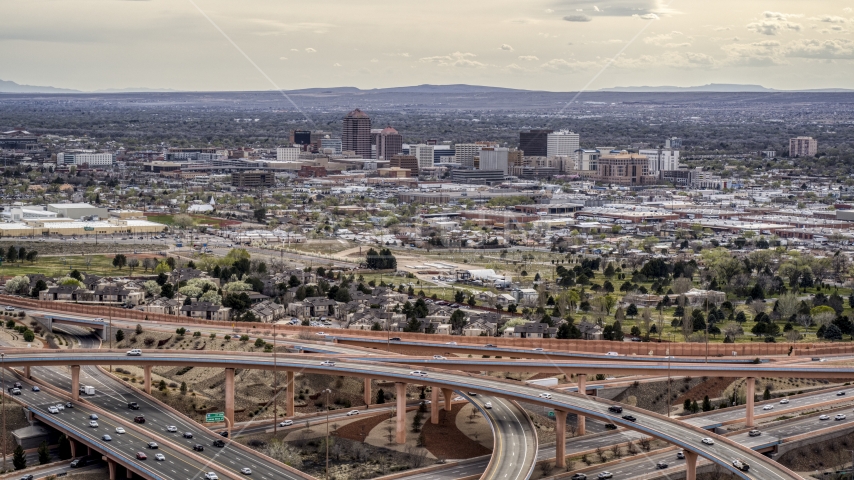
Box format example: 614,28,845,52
1,352,5,470
323,388,332,480
273,322,278,434
666,348,671,418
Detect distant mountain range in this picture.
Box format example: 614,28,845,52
1,79,852,94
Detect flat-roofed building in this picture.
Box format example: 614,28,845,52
789,136,817,157
231,170,275,188
596,151,655,185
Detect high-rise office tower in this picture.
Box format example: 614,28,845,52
546,130,580,157
376,127,403,160
519,129,553,157
342,109,372,158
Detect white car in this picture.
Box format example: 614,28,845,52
56,404,64,411
701,438,714,445
126,349,142,356
319,361,336,367
779,398,790,404
836,414,847,421
154,453,165,461
89,421,99,428
445,342,457,345
3,307,14,311
538,393,553,399
605,352,620,356
315,332,327,336
409,371,428,377
484,402,493,409
48,406,59,414
115,427,125,434
820,415,831,420
432,355,446,360
346,410,360,416
453,396,465,401
166,425,177,432
240,468,252,475
205,473,219,480
762,405,774,411
279,420,294,427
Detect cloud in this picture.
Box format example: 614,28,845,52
594,5,600,11
721,42,786,66
634,13,659,20
506,63,524,71
332,63,341,67
290,48,299,52
845,8,853,13
305,47,316,53
613,51,715,69
250,20,334,35
500,44,514,51
783,38,854,59
763,11,802,19
419,52,487,68
819,15,847,23
553,0,671,17
747,20,802,35
385,53,410,57
752,40,780,47
545,8,554,13
540,58,599,71
518,55,540,61
643,31,688,47
279,57,288,60
564,14,592,22
370,58,379,63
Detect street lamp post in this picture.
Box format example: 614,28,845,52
323,388,332,480
1,352,5,470
273,323,277,434
666,348,671,418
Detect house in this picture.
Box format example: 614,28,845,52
682,288,727,307
504,321,554,339
138,297,181,315
250,300,285,323
577,320,603,340
512,288,539,306
92,284,145,306
180,300,231,321
40,285,88,302
287,297,338,319
463,320,497,337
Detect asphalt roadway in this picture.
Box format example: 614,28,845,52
0,351,803,480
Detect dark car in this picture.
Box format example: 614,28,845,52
485,344,497,348
604,423,617,430
657,461,669,469
183,432,194,439
70,458,87,468
136,452,147,460
147,442,158,449
134,416,145,424
128,402,140,410
219,431,229,437
608,405,623,413
571,474,588,480
212,439,225,448
389,337,401,341
193,444,205,452
20,475,34,480
838,391,847,396
622,415,637,422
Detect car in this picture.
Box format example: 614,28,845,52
193,444,205,451
89,421,98,428
220,431,229,437
485,344,497,348
212,439,225,448
3,307,14,311
166,425,177,432
134,416,145,423
409,370,428,377
836,414,847,420
533,348,544,351
136,452,147,460
10,389,20,396
126,349,142,356
732,459,750,472
13,382,20,389
315,332,326,336
31,386,39,392
240,468,252,475
657,461,669,469
65,402,73,408
48,406,59,414
88,413,100,420
389,337,401,341
762,405,774,410
467,392,478,397
183,432,194,438
453,396,464,401
445,342,457,345
622,415,637,422
70,458,87,468
604,423,617,430
56,404,64,411
608,405,623,413
432,355,446,360
839,391,847,396
154,453,165,461
701,438,714,445
571,474,588,480
128,402,140,410
205,473,219,480
279,420,294,427
102,435,112,441
605,352,620,356
319,361,336,367
147,442,158,449
20,475,33,480
538,393,552,399
347,410,360,416
597,472,613,479
115,427,125,434
676,450,685,459
780,398,790,404
748,430,761,437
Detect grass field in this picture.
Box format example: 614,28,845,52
144,214,239,229
0,254,152,278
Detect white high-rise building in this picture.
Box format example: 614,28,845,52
453,143,483,169
478,147,509,174
547,130,580,158
56,152,114,166
639,148,680,175
319,137,343,154
410,144,435,170
276,147,301,161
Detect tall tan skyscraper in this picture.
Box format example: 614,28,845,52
342,109,372,158
376,127,403,160
789,136,817,157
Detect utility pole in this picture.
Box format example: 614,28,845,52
323,388,332,480
1,353,6,470
273,322,278,434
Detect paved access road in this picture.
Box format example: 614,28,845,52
0,351,803,480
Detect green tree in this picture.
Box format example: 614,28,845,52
701,396,712,412
454,290,465,303
12,444,26,470
112,254,127,270
158,379,167,391
38,440,50,465
253,207,267,223
57,434,72,460
763,386,771,400
683,399,691,412
136,324,143,335
626,303,638,318
115,329,125,343
376,388,385,405
6,246,17,263
180,381,188,395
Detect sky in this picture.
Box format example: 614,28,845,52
2,0,854,92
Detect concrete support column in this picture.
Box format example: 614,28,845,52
442,388,453,411
71,365,80,401
363,377,372,406
395,382,406,444
430,388,439,425
286,371,295,417
746,377,755,428
685,451,698,480
225,368,235,428
143,365,152,395
69,439,77,458
107,458,116,480
576,374,586,435
87,445,92,456
23,366,30,379
127,467,133,479
554,409,568,469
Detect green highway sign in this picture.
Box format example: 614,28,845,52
83,227,94,231
205,412,225,423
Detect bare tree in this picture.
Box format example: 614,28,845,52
639,437,652,452
672,277,693,295
814,311,836,328
775,293,800,322
610,443,623,459
749,300,767,318
723,322,744,342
